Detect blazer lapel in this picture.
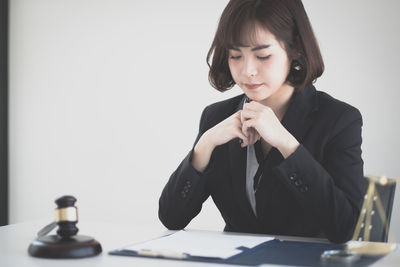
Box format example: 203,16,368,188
281,85,319,143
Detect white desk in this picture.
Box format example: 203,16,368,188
1,220,399,266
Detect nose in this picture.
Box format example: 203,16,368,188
243,57,257,77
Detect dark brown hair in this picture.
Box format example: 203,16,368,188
207,0,324,91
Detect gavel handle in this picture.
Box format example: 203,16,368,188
37,221,57,237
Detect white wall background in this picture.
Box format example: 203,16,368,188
9,0,400,240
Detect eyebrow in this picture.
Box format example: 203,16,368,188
231,44,271,51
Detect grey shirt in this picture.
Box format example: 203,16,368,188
246,144,259,216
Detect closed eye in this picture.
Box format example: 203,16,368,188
230,55,241,60
257,55,271,60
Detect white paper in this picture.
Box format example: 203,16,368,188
124,230,274,259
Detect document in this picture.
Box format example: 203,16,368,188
123,230,274,259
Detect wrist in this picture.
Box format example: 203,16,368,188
194,131,215,157
192,131,216,173
200,129,217,150
276,130,299,159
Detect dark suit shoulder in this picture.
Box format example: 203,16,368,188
315,90,361,120
314,90,363,142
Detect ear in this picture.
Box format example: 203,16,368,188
286,46,307,86
288,34,306,72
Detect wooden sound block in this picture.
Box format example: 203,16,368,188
28,234,102,258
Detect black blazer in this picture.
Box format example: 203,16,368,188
159,85,367,243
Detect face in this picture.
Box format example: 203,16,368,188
228,25,292,103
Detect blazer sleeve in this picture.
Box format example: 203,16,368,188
273,106,366,243
158,106,215,230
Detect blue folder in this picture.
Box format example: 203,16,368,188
109,239,383,266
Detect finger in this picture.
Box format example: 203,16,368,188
241,119,252,136
242,119,256,141
241,139,248,147
235,112,248,137
255,131,261,142
240,109,257,122
237,125,250,147
232,110,241,123
242,121,249,139
252,128,260,145
243,101,259,111
242,122,249,138
237,130,247,142
243,101,267,112
240,109,245,124
252,128,259,145
250,130,260,145
236,130,249,147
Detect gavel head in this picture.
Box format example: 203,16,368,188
55,195,79,238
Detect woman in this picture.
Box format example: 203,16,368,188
159,0,366,243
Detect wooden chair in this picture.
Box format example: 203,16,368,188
352,176,396,242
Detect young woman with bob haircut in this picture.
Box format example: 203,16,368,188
159,0,366,244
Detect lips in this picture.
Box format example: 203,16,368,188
244,83,263,90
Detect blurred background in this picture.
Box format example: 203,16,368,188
7,0,400,240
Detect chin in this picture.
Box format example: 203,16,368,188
245,90,271,102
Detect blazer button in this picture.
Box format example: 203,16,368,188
294,179,303,186
289,173,297,180
300,185,309,193
183,186,189,193
181,191,187,198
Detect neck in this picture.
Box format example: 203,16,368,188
259,84,294,120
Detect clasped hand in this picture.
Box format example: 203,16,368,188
208,101,288,149
193,101,299,172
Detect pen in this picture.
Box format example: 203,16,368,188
239,96,252,145
137,249,189,259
